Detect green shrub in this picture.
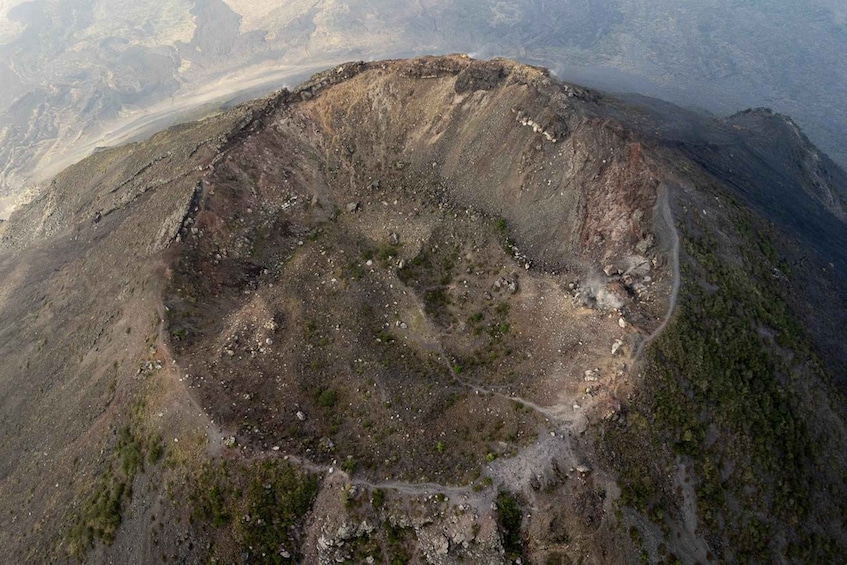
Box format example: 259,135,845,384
495,490,523,559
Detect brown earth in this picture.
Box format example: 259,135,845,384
0,55,845,564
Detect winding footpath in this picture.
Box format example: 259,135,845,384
634,184,681,359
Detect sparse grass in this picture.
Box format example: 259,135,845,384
65,414,165,559
371,488,385,509
304,320,330,347
318,388,338,408
397,241,459,325
461,302,513,369
345,260,365,280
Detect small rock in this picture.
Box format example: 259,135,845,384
483,291,493,301
507,280,519,294
612,339,624,355
603,264,617,277
346,202,359,213
296,411,307,421
223,436,237,448
618,317,627,328
388,232,400,245
576,464,591,474
636,233,655,255
434,534,450,556
336,522,356,540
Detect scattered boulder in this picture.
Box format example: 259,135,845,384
492,275,519,294
611,339,624,355
346,202,359,213
635,233,655,255
388,232,400,245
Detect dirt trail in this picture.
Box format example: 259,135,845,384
634,184,681,359
257,449,493,512
351,478,490,509
437,344,571,422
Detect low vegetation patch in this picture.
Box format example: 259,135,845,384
603,192,847,562
65,406,164,559
495,490,524,560
188,459,319,564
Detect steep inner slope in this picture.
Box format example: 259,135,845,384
0,56,845,564
161,57,673,564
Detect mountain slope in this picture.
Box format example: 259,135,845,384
1,56,846,564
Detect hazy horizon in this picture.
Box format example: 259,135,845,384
1,0,845,218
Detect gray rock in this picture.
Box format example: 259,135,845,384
388,232,400,245
435,534,450,555
346,202,359,213
636,233,655,254
336,522,356,540
612,339,624,355
296,410,307,421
